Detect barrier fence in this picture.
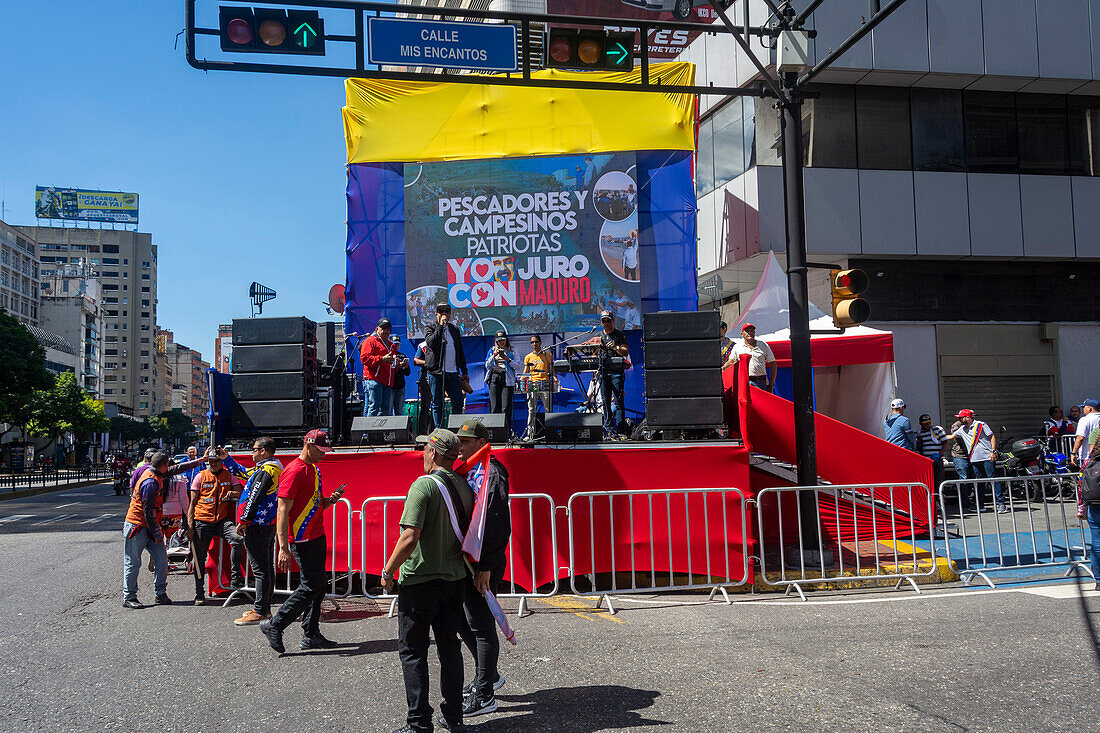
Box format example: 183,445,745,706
565,487,751,614
937,473,1094,588
1,465,113,492
755,483,938,601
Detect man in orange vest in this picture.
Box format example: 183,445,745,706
188,448,244,605
123,451,205,609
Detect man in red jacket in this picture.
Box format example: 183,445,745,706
360,317,397,416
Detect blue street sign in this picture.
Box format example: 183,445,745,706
367,17,518,73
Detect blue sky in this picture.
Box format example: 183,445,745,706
1,2,354,357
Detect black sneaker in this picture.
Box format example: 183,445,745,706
230,577,245,590
300,634,339,650
435,713,468,732
259,619,285,654
122,599,143,609
462,674,505,696
154,594,172,606
391,727,415,733
194,595,206,606
462,693,498,717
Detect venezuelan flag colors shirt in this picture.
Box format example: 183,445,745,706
277,457,325,543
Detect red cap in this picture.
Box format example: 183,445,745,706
954,409,974,419
741,322,756,331
303,429,332,452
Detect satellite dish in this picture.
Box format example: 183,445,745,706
328,283,346,315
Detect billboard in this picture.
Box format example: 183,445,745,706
403,152,643,337
35,186,139,224
546,0,718,59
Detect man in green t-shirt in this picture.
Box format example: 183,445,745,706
381,428,473,733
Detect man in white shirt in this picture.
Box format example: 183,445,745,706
952,409,1005,513
1070,398,1100,467
732,323,777,392
621,233,639,281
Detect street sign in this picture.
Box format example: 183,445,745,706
367,17,517,72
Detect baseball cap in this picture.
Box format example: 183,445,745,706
954,409,974,419
919,413,931,422
600,310,613,320
457,418,491,441
377,318,391,328
495,330,507,339
389,334,401,344
303,429,332,452
415,428,460,459
436,303,451,313
890,398,905,409
1084,398,1100,409
741,322,756,331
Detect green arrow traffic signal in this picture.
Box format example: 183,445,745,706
608,42,628,66
294,21,317,48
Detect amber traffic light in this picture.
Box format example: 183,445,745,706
830,268,870,328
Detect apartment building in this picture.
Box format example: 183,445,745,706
38,261,103,396
1,220,39,328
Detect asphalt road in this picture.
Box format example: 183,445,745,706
2,483,1098,732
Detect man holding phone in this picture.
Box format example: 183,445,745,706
424,303,470,431
259,430,345,653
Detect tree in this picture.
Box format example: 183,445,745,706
111,415,154,452
26,372,108,455
0,310,53,430
156,409,196,450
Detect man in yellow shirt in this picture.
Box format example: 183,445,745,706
522,334,555,441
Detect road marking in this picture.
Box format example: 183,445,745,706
80,514,116,525
535,595,627,623
55,502,82,509
61,492,92,497
0,515,33,524
1015,584,1099,599
32,514,75,526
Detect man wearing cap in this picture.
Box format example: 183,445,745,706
915,414,950,488
732,323,776,392
597,310,629,439
390,334,412,417
952,410,1006,513
522,334,555,441
259,430,346,653
188,447,245,604
424,303,470,432
361,318,398,417
883,399,916,451
1071,399,1100,468
455,419,512,717
381,429,473,733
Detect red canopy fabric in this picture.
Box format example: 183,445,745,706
764,330,894,368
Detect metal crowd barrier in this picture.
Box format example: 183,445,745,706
755,483,938,601
565,487,750,615
937,474,1093,588
360,493,559,617
1,465,112,491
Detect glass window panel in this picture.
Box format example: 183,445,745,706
1068,96,1100,177
855,85,912,170
911,88,965,171
964,90,1018,173
712,100,744,189
696,117,715,198
804,85,856,168
743,96,756,170
754,97,781,166
1017,93,1068,175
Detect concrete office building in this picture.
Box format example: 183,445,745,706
160,330,210,428
22,227,159,418
686,0,1100,437
38,261,103,397
1,220,40,328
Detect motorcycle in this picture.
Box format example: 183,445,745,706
1000,435,1070,502
112,469,130,496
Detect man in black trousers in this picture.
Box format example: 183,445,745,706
382,429,473,733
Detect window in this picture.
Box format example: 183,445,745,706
804,85,857,168
140,337,149,344
141,299,150,307
141,363,149,370
1017,94,1068,175
106,310,117,317
105,349,118,356
712,99,745,187
141,274,150,280
855,86,911,170
142,261,150,269
140,324,150,331
140,402,149,409
104,297,118,304
141,286,150,293
695,116,714,198
104,389,115,395
964,91,1018,173
911,88,965,171
104,362,118,369
141,312,150,319
103,257,119,265
102,284,118,291
1069,96,1100,176
102,271,119,278
140,350,150,357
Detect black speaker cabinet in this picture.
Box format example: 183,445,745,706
642,310,721,341
231,371,314,401
231,344,317,373
351,415,414,446
315,321,338,366
643,340,721,369
231,399,312,430
644,368,723,399
544,412,603,443
446,414,509,443
645,397,725,428
232,316,317,346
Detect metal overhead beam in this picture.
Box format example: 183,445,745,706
796,0,910,87
792,0,827,28
706,0,784,100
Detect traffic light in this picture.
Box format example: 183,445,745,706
830,268,870,328
219,7,325,55
545,28,634,71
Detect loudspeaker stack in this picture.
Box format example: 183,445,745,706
642,311,725,431
230,317,319,433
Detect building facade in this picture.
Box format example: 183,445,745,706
214,323,232,374
1,220,40,327
686,0,1100,437
38,261,103,396
21,227,159,418
162,332,210,428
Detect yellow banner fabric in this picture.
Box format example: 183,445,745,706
343,62,696,164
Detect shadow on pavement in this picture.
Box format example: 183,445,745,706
486,685,668,731
290,638,400,658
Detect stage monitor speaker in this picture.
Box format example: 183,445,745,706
231,399,312,430
642,310,721,341
315,321,338,366
644,368,723,399
544,412,603,443
231,371,315,401
645,397,724,428
446,414,510,443
351,415,414,446
643,340,721,370
232,316,317,346
231,344,317,373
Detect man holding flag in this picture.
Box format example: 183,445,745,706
454,419,512,718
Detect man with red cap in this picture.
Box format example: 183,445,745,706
259,430,346,653
952,409,1005,513
732,323,777,392
361,317,398,416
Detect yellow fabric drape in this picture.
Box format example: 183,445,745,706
343,62,696,164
